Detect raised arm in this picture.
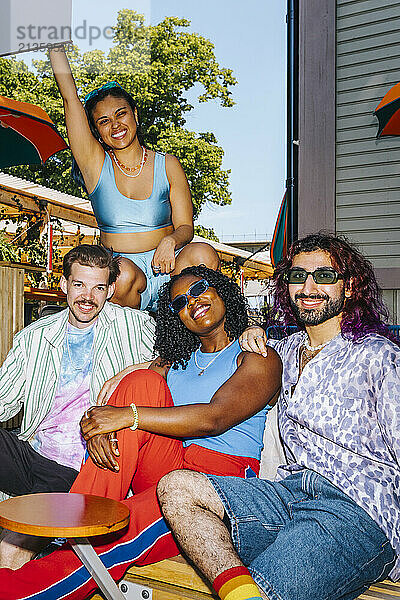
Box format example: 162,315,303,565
152,154,194,273
49,46,104,191
80,348,282,440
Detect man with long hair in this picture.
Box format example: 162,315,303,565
157,233,400,600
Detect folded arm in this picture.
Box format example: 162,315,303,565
81,348,282,440
152,155,194,274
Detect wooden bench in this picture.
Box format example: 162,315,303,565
124,556,217,600
120,556,400,600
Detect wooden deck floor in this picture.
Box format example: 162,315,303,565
91,557,400,600
358,580,400,599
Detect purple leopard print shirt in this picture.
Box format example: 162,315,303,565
270,332,400,580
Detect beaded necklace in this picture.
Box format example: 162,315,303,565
110,146,148,178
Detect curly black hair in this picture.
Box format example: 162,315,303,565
155,265,249,370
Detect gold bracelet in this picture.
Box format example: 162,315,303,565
130,403,139,431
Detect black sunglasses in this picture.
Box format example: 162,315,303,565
284,268,343,285
170,279,210,313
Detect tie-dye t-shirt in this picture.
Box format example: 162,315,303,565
31,321,95,470
269,332,400,580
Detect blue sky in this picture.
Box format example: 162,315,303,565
23,1,287,241
150,1,287,242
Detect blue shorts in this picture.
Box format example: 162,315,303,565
207,470,395,600
116,248,180,311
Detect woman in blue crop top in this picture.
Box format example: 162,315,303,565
0,267,282,600
49,47,220,310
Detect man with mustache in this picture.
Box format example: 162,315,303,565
158,233,400,600
0,244,155,568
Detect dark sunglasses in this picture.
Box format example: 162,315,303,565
170,279,210,313
284,268,343,285
84,82,122,103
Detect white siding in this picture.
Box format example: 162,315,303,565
382,289,400,323
336,0,400,269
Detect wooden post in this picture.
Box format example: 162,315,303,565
0,265,24,365
0,263,26,429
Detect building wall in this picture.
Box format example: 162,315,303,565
297,0,336,237
382,289,400,324
297,0,400,319
336,0,400,302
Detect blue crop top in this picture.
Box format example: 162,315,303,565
89,152,173,234
167,340,268,460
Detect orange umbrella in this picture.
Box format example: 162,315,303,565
375,82,400,138
0,95,68,168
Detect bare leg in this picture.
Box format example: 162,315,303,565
158,471,269,599
111,244,219,308
0,529,50,569
173,242,221,275
110,257,147,309
157,470,245,581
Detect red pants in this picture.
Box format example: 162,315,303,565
0,370,259,600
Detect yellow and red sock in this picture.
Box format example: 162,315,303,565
213,566,262,600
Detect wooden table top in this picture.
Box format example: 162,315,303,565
0,493,130,537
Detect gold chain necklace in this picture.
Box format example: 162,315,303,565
194,341,234,376
110,147,148,178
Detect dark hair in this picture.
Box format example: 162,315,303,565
155,265,249,369
62,244,120,285
271,232,396,343
72,85,143,190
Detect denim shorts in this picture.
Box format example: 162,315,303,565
207,470,395,600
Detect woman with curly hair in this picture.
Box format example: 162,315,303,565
49,48,219,311
0,266,281,600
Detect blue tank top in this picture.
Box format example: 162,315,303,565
89,152,172,234
166,340,268,460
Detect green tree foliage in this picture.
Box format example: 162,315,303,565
0,232,19,262
194,224,219,242
0,204,63,284
0,11,236,220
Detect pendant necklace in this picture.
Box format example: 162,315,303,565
194,341,234,376
110,146,148,178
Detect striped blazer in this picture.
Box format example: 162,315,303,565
0,302,155,440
